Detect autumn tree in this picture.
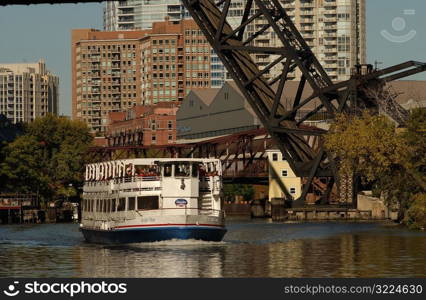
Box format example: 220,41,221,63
223,184,255,203
324,109,426,226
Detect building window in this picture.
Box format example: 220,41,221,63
290,188,296,194
282,170,288,177
152,135,156,143
168,120,173,130
272,153,278,161
168,134,173,141
151,121,156,130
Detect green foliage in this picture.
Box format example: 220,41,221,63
0,115,93,203
325,112,403,182
399,108,426,183
324,109,426,225
404,193,426,230
223,184,255,202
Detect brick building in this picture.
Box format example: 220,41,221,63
106,102,178,147
140,19,213,105
72,18,214,134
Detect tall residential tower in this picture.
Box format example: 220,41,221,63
224,0,366,81
72,19,216,133
0,60,59,123
104,0,187,31
103,0,225,88
104,0,366,82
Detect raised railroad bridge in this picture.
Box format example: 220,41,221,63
88,125,325,185
4,0,426,206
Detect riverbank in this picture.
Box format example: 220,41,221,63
0,202,78,225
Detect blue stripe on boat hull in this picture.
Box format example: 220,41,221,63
80,226,227,244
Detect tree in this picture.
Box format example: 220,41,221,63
0,115,93,203
223,184,255,203
404,193,426,230
0,136,49,196
324,109,426,224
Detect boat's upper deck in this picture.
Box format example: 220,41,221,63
83,158,222,194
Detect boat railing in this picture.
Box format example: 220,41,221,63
114,176,161,184
84,176,160,187
83,208,225,223
135,207,225,218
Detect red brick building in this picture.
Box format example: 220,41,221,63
72,18,215,134
106,102,178,147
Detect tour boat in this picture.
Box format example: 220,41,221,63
80,158,226,244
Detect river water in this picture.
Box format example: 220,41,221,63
0,219,425,278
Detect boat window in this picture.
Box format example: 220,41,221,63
137,196,159,210
163,164,172,177
135,165,160,177
207,163,218,176
118,198,125,211
111,198,116,212
191,163,198,177
174,162,190,177
125,163,133,177
128,197,136,210
199,164,207,177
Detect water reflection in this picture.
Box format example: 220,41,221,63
0,221,425,277
76,241,226,277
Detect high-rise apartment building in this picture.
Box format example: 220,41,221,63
0,60,59,123
225,0,366,81
104,0,366,82
72,19,215,133
140,19,213,105
72,29,146,133
103,0,225,88
104,0,187,31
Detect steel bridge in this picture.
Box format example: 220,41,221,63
182,0,426,205
4,0,426,206
90,128,273,184
88,124,328,200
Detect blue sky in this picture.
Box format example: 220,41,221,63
0,0,425,116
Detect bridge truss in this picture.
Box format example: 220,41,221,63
3,0,426,205
182,0,426,205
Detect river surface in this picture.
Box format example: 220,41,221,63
0,219,425,278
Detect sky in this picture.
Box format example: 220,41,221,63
0,0,425,117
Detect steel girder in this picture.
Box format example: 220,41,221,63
182,0,426,205
88,128,276,181
0,1,110,5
